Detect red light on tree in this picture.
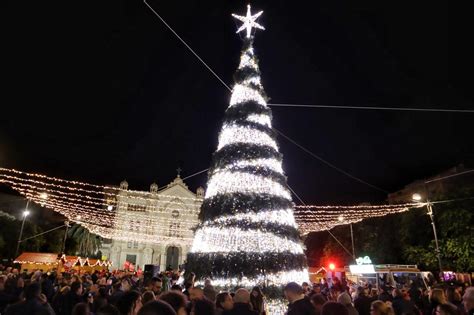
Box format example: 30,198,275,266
329,263,336,271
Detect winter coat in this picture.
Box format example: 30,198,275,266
223,302,258,315
4,298,55,315
287,296,317,315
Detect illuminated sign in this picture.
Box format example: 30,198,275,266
350,256,375,274
355,256,372,265
349,264,375,274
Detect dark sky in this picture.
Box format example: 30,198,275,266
1,0,472,205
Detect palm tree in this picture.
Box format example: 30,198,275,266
67,224,102,257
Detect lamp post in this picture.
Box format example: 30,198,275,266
412,193,442,272
15,199,30,258
338,215,356,260
61,220,70,255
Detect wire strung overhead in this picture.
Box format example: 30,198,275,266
267,103,474,113
143,1,472,115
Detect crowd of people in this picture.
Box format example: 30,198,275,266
297,278,474,315
0,265,473,315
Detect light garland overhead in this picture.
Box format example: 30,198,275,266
0,168,427,240
0,168,201,244
293,203,425,234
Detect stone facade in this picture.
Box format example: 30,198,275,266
100,175,203,271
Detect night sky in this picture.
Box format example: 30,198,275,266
2,0,472,205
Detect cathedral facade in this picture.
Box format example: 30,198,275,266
100,175,203,271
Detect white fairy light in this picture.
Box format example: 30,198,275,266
206,209,297,228
217,124,276,150
229,84,267,107
247,114,271,127
232,4,265,38
223,157,283,174
239,54,258,70
190,226,303,254
243,76,262,86
198,269,309,287
205,170,291,200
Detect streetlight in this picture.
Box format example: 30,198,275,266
15,200,30,258
107,205,113,211
412,193,442,272
61,220,70,255
337,215,356,259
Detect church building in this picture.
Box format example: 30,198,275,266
100,173,203,271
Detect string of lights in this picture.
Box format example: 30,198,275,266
0,168,430,238
3,180,201,217
0,168,203,201
293,203,425,234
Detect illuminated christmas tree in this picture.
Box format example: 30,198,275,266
186,5,308,305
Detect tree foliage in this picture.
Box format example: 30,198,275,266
67,224,102,258
306,189,474,272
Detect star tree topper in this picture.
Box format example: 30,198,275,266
232,4,265,38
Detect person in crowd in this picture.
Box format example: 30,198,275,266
370,300,394,315
302,282,311,295
72,302,91,315
182,282,193,299
446,287,464,314
462,287,474,315
378,287,393,303
203,279,217,302
250,286,266,315
182,274,195,299
391,289,417,315
137,300,176,315
310,294,326,315
430,288,448,315
436,303,461,315
142,291,156,305
93,287,110,313
309,284,323,298
189,287,204,301
41,273,55,303
110,280,130,306
215,292,234,315
338,291,359,315
61,281,84,315
408,282,422,311
146,277,163,296
284,282,317,315
192,298,215,315
158,291,187,315
354,287,373,315
4,282,55,315
97,304,120,315
321,301,349,315
170,285,182,292
116,290,142,315
223,288,257,315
